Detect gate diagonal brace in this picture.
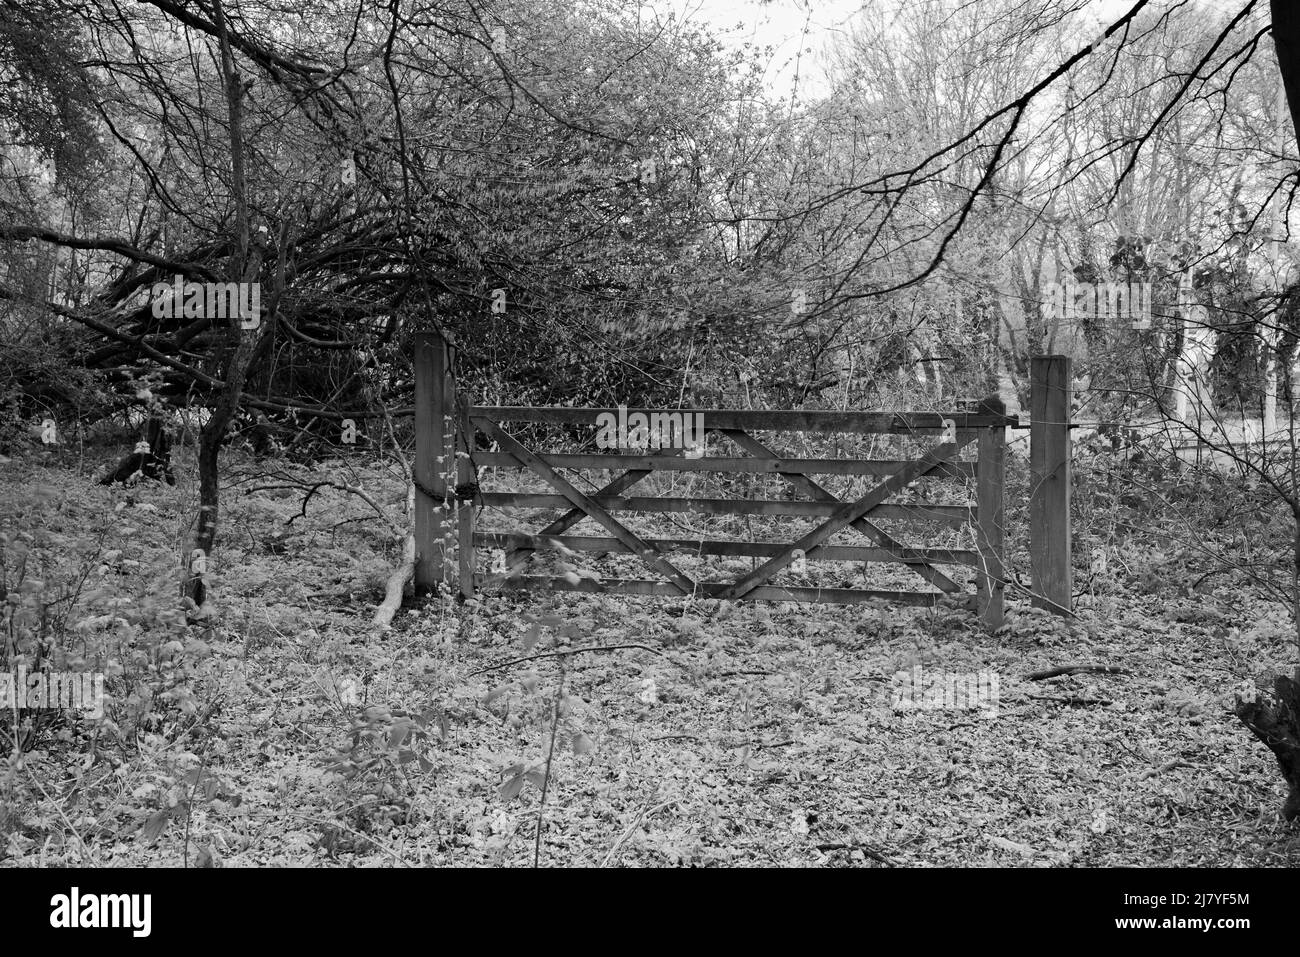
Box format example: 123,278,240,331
719,428,962,594
504,467,649,572
716,435,974,601
473,417,697,595
502,445,694,574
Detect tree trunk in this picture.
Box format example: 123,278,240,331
1234,1,1300,823
1232,512,1300,821
185,0,262,609
1234,670,1300,821
1271,1,1300,140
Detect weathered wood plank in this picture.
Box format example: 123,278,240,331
457,395,475,600
475,532,979,566
477,492,973,524
474,451,974,479
1029,356,1072,616
413,334,452,595
470,406,1016,433
494,575,951,606
976,403,1006,630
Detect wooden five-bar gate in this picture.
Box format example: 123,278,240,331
413,335,1074,628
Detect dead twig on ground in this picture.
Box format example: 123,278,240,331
600,800,677,867
1027,664,1129,681
469,643,669,677
1029,694,1114,706
1138,760,1194,781
286,812,409,866
815,842,898,866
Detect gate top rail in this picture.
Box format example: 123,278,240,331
468,406,1018,434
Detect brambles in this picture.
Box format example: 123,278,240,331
319,703,440,829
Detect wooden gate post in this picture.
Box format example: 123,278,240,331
975,396,1006,629
1029,355,1072,615
457,397,476,599
414,334,454,595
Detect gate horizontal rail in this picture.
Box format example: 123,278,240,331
477,492,973,524
472,405,1014,433
498,576,955,606
473,532,981,566
475,451,976,478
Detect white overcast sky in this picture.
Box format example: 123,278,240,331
661,0,865,99
655,0,1141,101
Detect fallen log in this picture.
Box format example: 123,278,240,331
99,417,175,486
372,534,415,630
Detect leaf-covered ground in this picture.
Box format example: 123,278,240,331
2,452,1298,867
